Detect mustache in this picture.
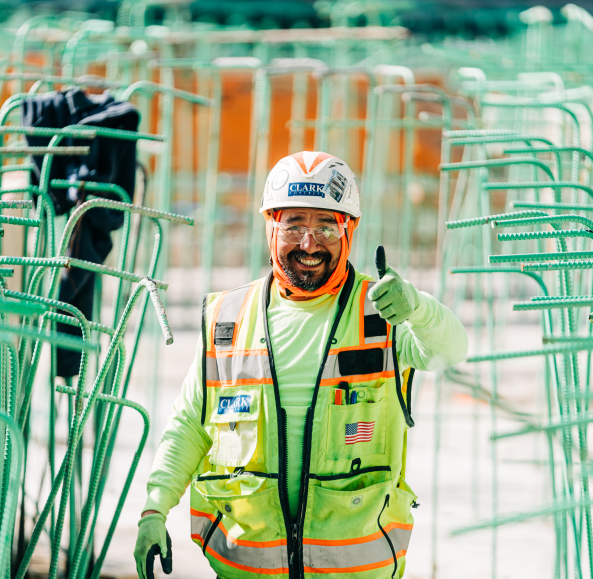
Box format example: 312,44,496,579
288,249,330,262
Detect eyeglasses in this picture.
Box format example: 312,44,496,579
272,218,349,246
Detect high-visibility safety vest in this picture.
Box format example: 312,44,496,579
190,266,417,579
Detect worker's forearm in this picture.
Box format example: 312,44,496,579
397,290,468,371
142,348,213,518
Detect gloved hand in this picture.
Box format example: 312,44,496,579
134,513,173,579
369,246,419,326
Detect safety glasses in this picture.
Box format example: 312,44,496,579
272,218,349,246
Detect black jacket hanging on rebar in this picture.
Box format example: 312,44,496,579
21,88,140,377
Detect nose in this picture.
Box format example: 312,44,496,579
300,232,322,253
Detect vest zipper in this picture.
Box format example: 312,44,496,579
293,267,355,578
263,267,355,579
262,273,296,576
202,511,222,554
378,494,397,578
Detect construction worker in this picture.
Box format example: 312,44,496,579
134,151,468,579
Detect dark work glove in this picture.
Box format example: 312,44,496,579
134,513,172,579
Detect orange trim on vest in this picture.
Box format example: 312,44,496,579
303,522,413,547
191,533,205,544
320,370,395,387
328,341,392,355
206,349,268,358
190,509,218,522
191,509,288,548
303,551,406,574
205,547,288,575
206,378,275,388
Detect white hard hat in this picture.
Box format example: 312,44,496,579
260,151,361,218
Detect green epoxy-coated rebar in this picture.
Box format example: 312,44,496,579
514,298,593,311
439,157,556,181
0,146,90,156
452,497,593,536
0,411,23,578
492,414,593,440
0,299,47,316
485,181,593,199
15,279,167,579
522,261,593,272
446,210,548,229
68,258,168,290
54,385,150,579
491,251,593,263
543,335,593,343
0,256,68,268
0,325,98,352
467,343,593,363
498,230,593,242
0,214,39,227
492,215,593,230
513,201,593,212
0,200,33,209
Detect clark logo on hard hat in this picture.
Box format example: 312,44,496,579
261,151,361,218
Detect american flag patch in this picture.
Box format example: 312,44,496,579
345,421,375,445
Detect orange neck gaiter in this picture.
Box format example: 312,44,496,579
265,210,355,298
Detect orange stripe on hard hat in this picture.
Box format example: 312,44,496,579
288,151,308,173
288,151,336,174
308,151,336,172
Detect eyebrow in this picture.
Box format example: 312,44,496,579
285,215,337,225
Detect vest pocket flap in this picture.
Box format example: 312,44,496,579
210,387,264,467
326,398,387,461
210,387,261,423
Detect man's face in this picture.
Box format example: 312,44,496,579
276,208,342,292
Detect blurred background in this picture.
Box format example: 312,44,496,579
2,1,593,578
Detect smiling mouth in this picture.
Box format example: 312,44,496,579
295,254,324,267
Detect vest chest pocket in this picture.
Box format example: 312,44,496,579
209,387,264,467
326,396,387,461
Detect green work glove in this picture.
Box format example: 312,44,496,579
369,246,419,326
134,513,173,579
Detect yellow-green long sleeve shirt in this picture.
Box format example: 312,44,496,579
143,272,468,518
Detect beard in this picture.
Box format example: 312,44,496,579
278,249,336,292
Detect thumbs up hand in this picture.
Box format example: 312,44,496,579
369,247,419,326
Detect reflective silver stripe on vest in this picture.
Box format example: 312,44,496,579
304,526,411,572
214,284,252,352
206,526,285,571
191,512,286,571
190,511,212,541
207,352,272,384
